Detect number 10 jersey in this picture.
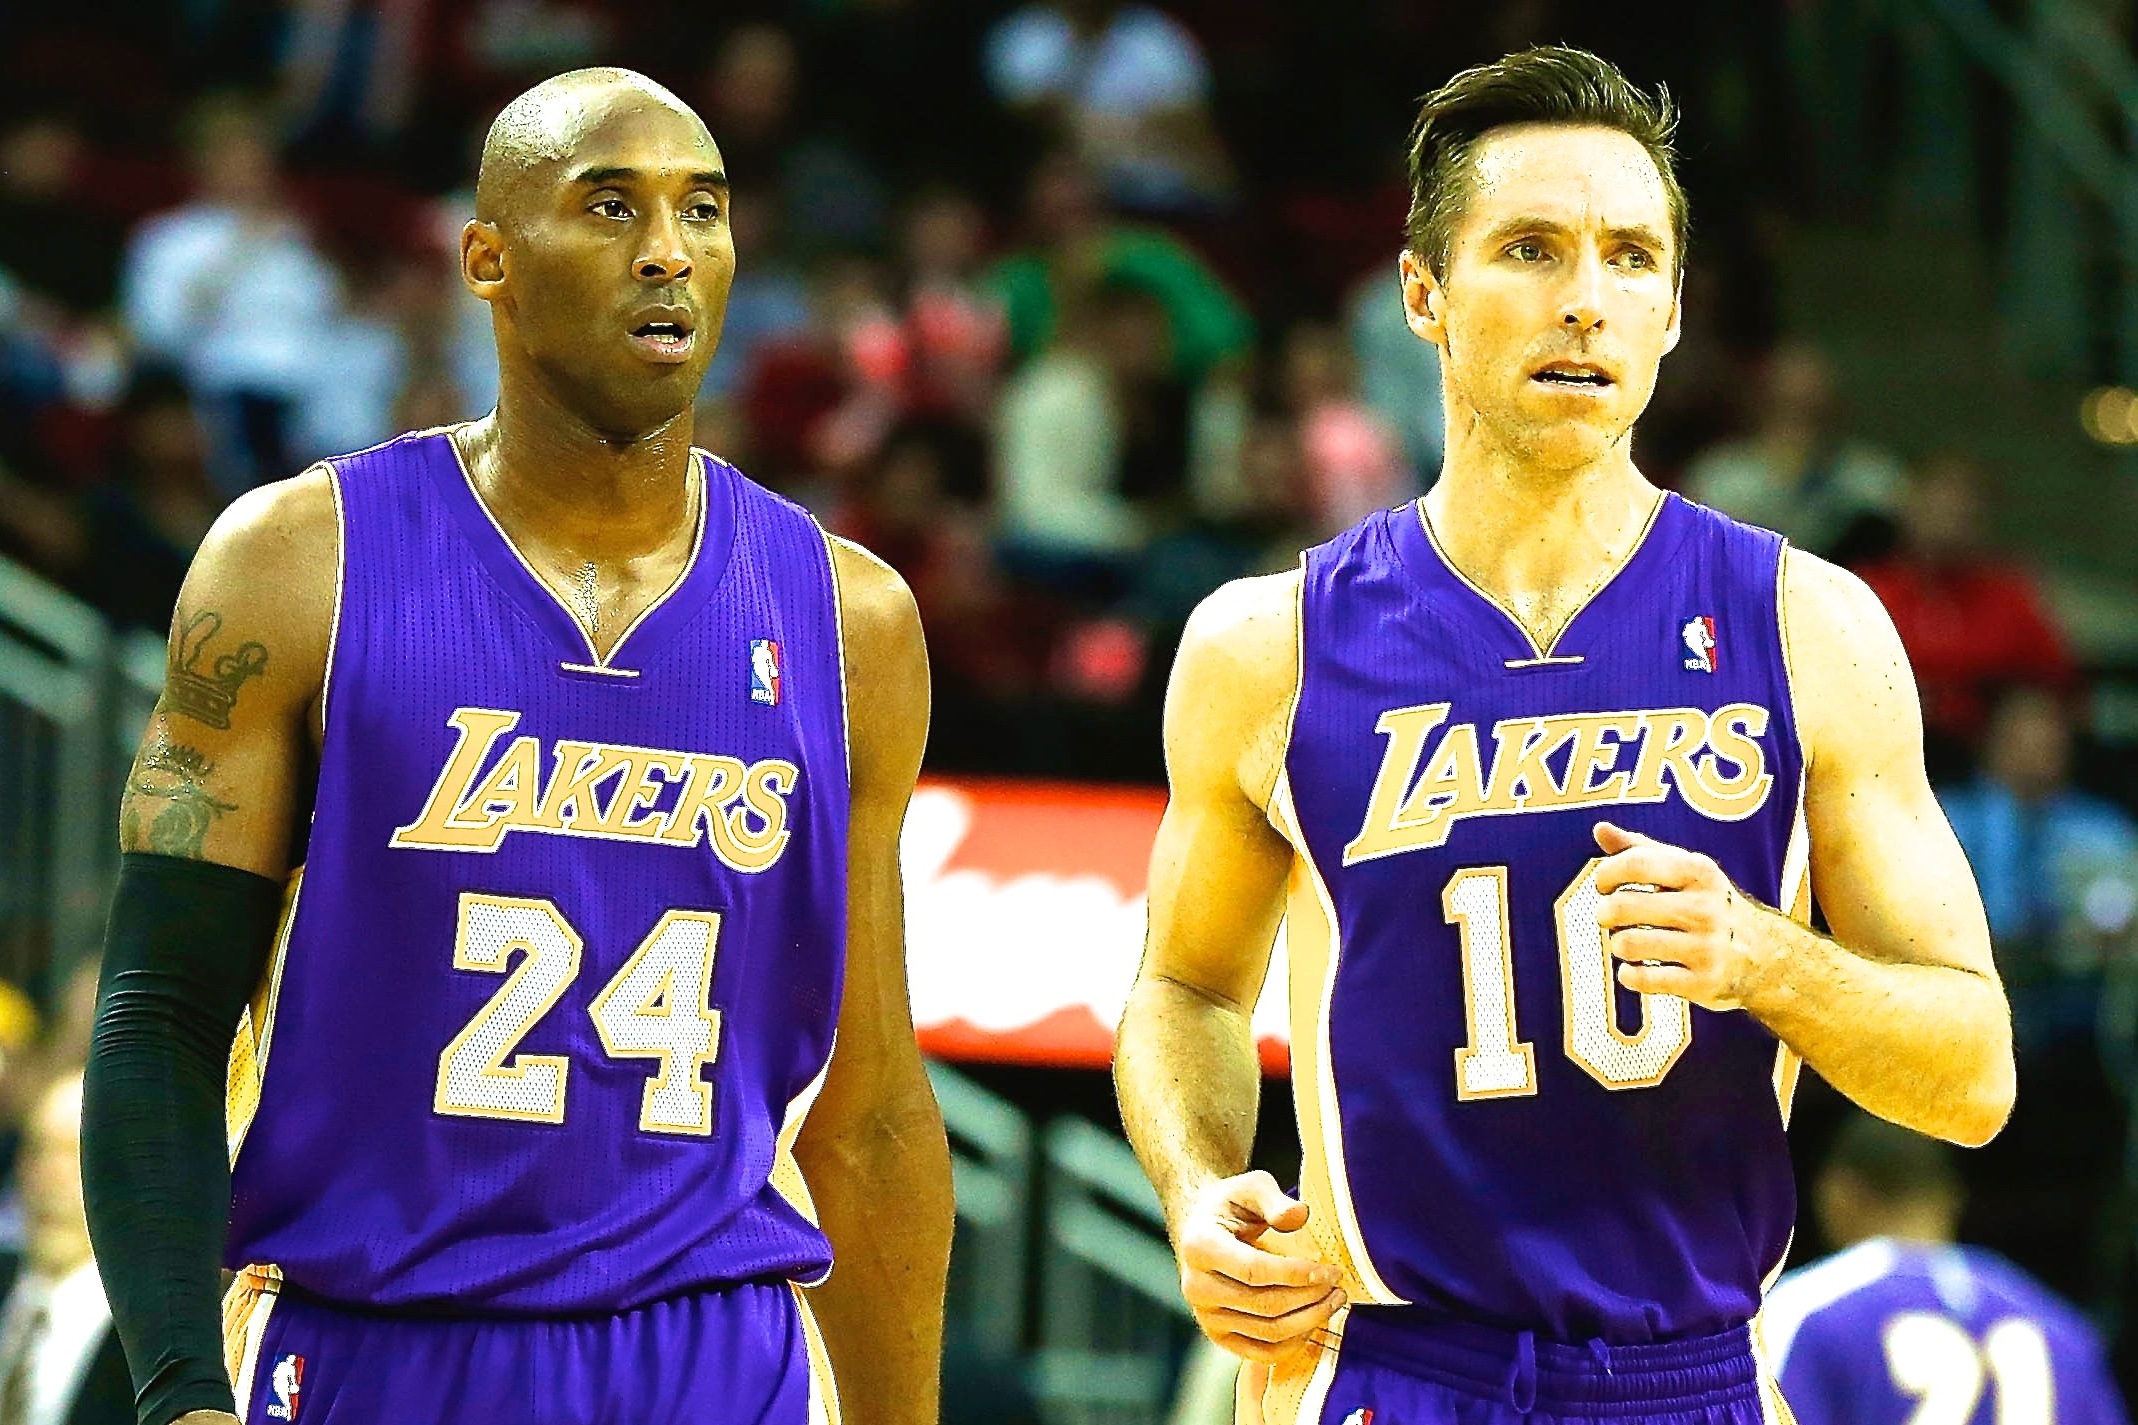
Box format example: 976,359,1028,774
1274,493,1808,1344
224,428,850,1314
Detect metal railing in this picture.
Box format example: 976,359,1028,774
930,1066,1199,1425
930,1060,1035,1359
1834,0,2138,385
0,555,134,995
1035,1117,1197,1425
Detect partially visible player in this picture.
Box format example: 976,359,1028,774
81,68,951,1425
1115,43,2014,1425
1767,1114,2128,1425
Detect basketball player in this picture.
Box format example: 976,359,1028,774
80,69,952,1425
1114,46,2016,1425
1766,1113,2127,1425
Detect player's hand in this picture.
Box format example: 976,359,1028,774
171,1413,242,1425
1592,822,1777,1011
1174,1169,1346,1364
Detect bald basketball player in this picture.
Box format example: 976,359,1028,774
1115,46,2014,1425
82,69,951,1425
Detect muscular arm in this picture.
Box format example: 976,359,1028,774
82,470,335,1425
1117,575,1295,1233
1758,551,2013,1143
1599,550,2013,1146
792,538,952,1425
1116,574,1342,1365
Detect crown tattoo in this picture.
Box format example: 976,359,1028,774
166,611,269,730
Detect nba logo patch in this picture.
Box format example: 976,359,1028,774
265,1353,304,1420
1340,1410,1374,1425
1680,615,1718,673
750,639,782,706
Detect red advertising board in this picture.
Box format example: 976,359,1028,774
905,778,1291,1071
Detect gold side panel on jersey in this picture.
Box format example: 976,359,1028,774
1244,1308,1346,1425
770,1049,835,1245
1772,791,1813,1128
1269,775,1405,1307
222,1262,284,1421
818,522,853,782
791,1282,844,1425
227,870,304,1166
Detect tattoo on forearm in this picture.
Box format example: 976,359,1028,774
121,741,236,858
163,610,268,730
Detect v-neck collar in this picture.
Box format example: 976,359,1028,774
431,425,735,678
1393,490,1681,667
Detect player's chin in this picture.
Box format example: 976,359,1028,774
1513,410,1627,465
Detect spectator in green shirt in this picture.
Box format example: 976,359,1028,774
987,154,1251,384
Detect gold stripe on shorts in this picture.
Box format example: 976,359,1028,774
221,1263,284,1422
789,1282,843,1425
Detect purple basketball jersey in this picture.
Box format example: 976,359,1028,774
1767,1241,2129,1425
224,429,850,1314
1273,494,1808,1343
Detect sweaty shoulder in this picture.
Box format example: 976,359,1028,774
1169,568,1302,812
1779,544,1919,773
181,463,340,726
825,533,927,786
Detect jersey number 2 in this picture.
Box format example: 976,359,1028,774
1884,1313,2053,1425
435,893,724,1135
1442,859,1692,1099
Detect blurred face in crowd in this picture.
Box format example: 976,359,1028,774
467,80,736,442
1986,687,2073,802
1402,123,1680,473
904,191,988,281
23,1072,89,1277
0,119,81,201
705,25,797,142
188,105,279,209
1759,342,1838,440
1093,287,1174,386
1904,456,1985,563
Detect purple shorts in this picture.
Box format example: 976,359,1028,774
1252,1310,1795,1425
222,1266,838,1425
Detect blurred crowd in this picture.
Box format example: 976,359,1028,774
1,0,2136,1416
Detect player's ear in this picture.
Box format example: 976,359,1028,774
462,220,507,302
1400,249,1447,349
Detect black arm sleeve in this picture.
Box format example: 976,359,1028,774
82,852,282,1425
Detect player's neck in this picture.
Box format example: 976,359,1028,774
460,389,698,561
1424,442,1661,614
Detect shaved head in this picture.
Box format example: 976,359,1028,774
477,68,711,225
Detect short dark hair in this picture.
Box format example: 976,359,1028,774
1404,46,1687,280
1824,1112,1963,1204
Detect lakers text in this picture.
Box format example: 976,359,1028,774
391,707,797,871
1344,702,1774,865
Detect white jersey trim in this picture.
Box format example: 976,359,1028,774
1761,1238,1901,1372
